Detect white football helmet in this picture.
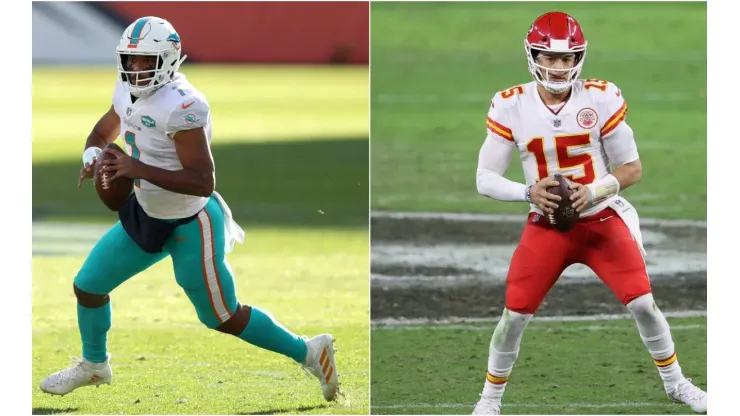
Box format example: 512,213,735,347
116,16,187,98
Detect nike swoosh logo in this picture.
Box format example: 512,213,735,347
181,101,195,110
600,215,615,222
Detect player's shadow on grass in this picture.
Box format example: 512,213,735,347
33,137,368,228
240,404,329,415
32,408,78,415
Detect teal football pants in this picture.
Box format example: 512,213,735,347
74,195,237,329
73,195,308,365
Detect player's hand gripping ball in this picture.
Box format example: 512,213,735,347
546,174,580,232
94,143,134,211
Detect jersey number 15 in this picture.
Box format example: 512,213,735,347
526,133,596,185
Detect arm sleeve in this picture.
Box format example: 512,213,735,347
476,97,527,202
476,137,528,201
165,96,210,136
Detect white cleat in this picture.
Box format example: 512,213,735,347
301,334,341,401
40,355,112,395
473,396,501,415
666,378,707,413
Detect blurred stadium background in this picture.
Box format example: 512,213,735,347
369,2,706,414
32,2,369,414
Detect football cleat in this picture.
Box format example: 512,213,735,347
40,355,112,395
473,395,501,415
666,378,707,413
301,334,341,401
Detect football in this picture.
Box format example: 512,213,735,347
94,143,133,211
546,174,580,232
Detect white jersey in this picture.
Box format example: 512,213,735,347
486,79,629,217
112,73,212,219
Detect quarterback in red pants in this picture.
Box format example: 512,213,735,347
473,11,706,415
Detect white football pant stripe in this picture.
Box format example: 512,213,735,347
198,210,231,323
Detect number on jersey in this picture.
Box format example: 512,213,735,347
124,131,141,188
526,133,596,185
500,85,524,99
584,78,608,92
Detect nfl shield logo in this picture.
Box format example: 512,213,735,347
553,119,561,127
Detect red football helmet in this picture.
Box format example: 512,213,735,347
524,12,588,94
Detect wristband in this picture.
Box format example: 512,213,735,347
525,185,533,203
83,147,103,167
586,174,620,203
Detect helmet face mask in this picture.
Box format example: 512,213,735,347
118,53,159,89
524,12,587,94
116,16,187,98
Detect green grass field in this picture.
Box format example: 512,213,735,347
372,317,707,415
32,65,369,414
370,2,707,415
370,1,707,220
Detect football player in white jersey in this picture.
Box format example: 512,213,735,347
40,16,340,403
472,11,706,415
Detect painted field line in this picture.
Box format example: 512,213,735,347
372,402,674,410
372,310,707,328
371,211,706,228
374,323,704,332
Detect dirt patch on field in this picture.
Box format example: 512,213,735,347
371,215,707,320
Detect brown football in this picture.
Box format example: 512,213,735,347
94,143,133,211
546,174,579,232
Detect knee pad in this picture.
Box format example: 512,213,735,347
491,308,533,352
626,293,658,318
73,283,110,308
214,303,252,335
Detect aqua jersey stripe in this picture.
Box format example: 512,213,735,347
129,18,150,45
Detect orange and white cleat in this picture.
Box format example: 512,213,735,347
301,334,341,401
40,355,112,395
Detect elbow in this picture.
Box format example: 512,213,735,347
476,168,489,196
476,180,489,197
198,173,215,197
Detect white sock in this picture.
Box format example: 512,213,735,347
627,294,685,389
481,309,532,401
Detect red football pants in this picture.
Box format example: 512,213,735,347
505,208,652,314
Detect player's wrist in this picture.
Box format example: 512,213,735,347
82,147,103,166
524,185,533,203
586,174,620,203
131,158,149,180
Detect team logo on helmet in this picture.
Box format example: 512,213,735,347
576,108,598,129
167,33,181,51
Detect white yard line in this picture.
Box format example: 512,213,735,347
374,323,705,332
372,401,676,410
